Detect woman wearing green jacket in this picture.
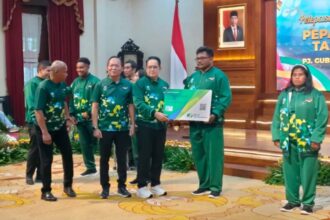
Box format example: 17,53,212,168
271,64,328,215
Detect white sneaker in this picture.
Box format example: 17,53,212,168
150,185,167,196
136,186,153,199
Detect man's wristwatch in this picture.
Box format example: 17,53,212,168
92,126,98,130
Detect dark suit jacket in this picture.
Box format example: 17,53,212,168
223,26,244,42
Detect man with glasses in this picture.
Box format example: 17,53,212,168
184,46,232,198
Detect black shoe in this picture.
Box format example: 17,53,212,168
100,189,109,199
129,178,138,185
192,188,210,195
41,192,57,201
208,191,221,198
64,187,77,197
117,187,132,198
26,177,34,185
80,169,97,176
280,203,300,212
301,205,313,215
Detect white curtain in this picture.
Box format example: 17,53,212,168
22,13,42,84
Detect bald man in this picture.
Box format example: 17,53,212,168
34,60,76,201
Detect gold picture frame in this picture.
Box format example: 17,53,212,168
218,4,247,50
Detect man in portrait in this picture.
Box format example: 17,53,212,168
223,10,244,42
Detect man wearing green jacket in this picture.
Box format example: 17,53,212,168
133,56,169,199
24,60,51,185
34,60,76,201
92,56,135,199
184,46,232,198
70,57,100,176
272,64,328,215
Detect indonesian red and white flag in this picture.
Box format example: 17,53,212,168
170,0,187,89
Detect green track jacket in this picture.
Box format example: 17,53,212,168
271,88,328,155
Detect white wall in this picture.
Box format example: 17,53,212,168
80,0,203,82
80,0,133,78
131,0,203,81
0,0,7,96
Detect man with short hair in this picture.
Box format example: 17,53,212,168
223,11,244,42
92,56,135,199
185,46,232,198
24,60,51,185
70,57,100,176
34,60,76,201
123,60,138,83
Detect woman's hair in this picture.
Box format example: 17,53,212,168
285,64,314,93
146,56,161,67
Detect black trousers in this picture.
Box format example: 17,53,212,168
26,124,41,179
35,124,74,193
99,130,130,189
137,125,166,188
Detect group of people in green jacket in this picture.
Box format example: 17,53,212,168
23,46,232,202
23,45,327,215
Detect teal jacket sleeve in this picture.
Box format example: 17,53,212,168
211,74,232,117
311,92,328,143
128,82,133,105
34,86,47,111
69,81,76,116
183,75,192,89
133,81,155,120
271,92,284,141
91,82,102,103
24,81,38,113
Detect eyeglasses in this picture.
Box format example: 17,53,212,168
147,66,159,69
195,56,210,61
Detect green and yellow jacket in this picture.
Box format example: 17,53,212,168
70,73,100,122
271,87,328,155
91,77,133,131
34,79,71,131
133,76,169,130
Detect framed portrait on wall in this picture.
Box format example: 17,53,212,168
218,4,246,49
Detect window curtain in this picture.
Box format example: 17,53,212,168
2,0,25,125
2,0,84,125
48,0,84,84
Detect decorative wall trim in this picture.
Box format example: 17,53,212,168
3,0,84,32
51,0,84,32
